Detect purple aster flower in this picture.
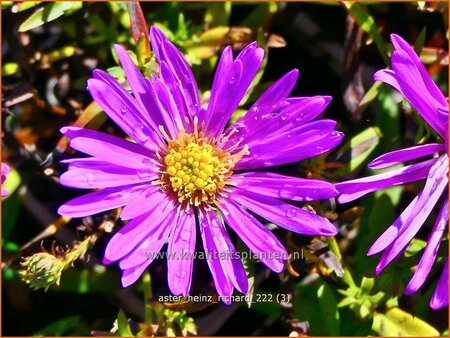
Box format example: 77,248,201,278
336,34,448,309
2,163,11,197
58,26,343,299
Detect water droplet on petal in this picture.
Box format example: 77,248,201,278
285,208,297,218
84,173,96,187
132,125,151,143
176,270,186,279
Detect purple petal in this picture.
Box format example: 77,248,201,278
373,69,401,91
104,193,175,263
225,96,332,150
368,143,445,169
150,27,200,119
61,127,156,170
390,34,448,107
121,260,151,287
120,185,168,221
199,210,234,298
235,120,343,170
390,50,447,137
118,208,177,269
58,184,147,217
375,156,448,274
200,208,248,294
146,75,183,138
204,43,265,137
60,158,157,189
368,195,419,256
114,44,152,116
246,69,299,119
405,200,448,295
87,75,163,150
233,172,338,202
220,197,287,272
167,210,197,296
231,188,337,236
430,259,449,310
337,158,437,203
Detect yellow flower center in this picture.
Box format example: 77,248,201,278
156,118,248,208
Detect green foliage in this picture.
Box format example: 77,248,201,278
18,2,82,32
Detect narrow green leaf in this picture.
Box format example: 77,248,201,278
372,307,439,336
335,126,381,176
18,2,78,32
117,309,134,337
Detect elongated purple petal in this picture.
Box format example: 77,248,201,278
231,188,337,236
337,158,437,203
118,209,177,269
224,96,331,151
368,143,445,169
367,195,419,256
58,184,147,217
150,27,200,119
121,260,151,287
430,259,449,310
61,127,155,170
246,69,299,119
146,74,183,138
201,208,248,294
114,44,151,115
60,158,157,189
199,210,234,299
220,198,287,272
120,185,169,221
87,76,163,150
373,69,401,91
204,42,264,137
390,50,447,137
375,156,448,274
104,193,175,263
405,200,448,295
390,34,448,107
235,120,343,170
233,172,338,201
167,210,196,296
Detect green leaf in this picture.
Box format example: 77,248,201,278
117,309,134,337
404,238,427,257
335,126,381,176
372,307,439,336
11,1,41,13
18,2,80,32
294,279,340,335
414,27,427,54
317,283,340,335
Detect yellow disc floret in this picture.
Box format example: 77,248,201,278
157,118,248,208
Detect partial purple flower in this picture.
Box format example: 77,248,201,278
58,26,343,300
336,34,448,310
2,163,11,197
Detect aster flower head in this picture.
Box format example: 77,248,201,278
2,163,11,197
336,34,448,309
58,26,343,299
